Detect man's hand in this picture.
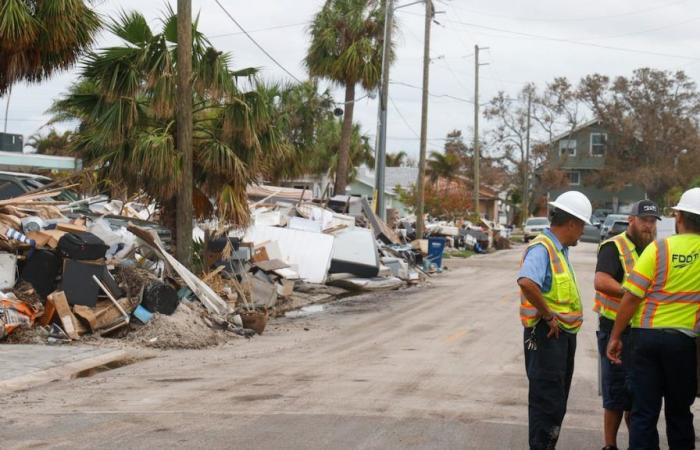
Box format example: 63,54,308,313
545,316,560,339
607,337,623,365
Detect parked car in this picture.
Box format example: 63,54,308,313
605,220,629,240
581,216,602,243
523,217,550,242
0,171,172,246
600,214,627,241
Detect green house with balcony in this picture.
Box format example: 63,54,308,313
545,119,646,215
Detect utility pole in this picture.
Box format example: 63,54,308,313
176,0,193,267
374,0,394,221
472,45,488,219
523,89,532,225
415,0,432,239
3,86,10,134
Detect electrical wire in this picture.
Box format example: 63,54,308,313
209,21,309,39
390,80,476,104
213,0,304,83
446,0,690,23
389,96,420,138
441,17,700,61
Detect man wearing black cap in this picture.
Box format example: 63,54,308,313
593,200,661,450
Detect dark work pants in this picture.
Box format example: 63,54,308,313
629,329,696,450
524,320,577,450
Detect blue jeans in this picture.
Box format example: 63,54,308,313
597,316,633,411
524,320,577,450
630,328,696,450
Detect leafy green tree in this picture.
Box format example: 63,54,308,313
305,0,393,194
0,0,100,94
578,68,700,202
49,9,283,229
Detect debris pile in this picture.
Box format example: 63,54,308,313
1,179,510,347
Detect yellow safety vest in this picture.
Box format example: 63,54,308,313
631,234,700,332
519,233,583,333
593,233,639,321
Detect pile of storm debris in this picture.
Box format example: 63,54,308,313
0,182,448,347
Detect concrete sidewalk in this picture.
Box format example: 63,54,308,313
0,345,128,393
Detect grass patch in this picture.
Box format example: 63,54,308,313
443,249,475,259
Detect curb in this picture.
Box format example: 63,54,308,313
0,349,128,393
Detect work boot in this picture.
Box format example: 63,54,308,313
601,446,619,450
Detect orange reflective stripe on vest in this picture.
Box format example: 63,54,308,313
593,233,638,320
519,233,583,332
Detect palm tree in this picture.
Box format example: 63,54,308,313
27,129,74,156
0,0,100,94
305,0,393,195
427,150,461,185
49,9,283,231
386,150,407,167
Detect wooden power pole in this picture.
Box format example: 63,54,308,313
176,0,193,267
415,0,432,239
374,0,394,221
523,90,532,224
473,45,488,219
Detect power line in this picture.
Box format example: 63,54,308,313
442,17,700,61
213,0,303,83
389,96,420,138
447,0,690,23
209,21,308,39
390,80,476,103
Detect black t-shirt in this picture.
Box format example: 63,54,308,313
595,238,637,283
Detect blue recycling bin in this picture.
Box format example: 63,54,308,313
427,237,447,270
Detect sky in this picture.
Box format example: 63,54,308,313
3,0,700,160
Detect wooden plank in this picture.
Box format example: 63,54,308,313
47,291,81,339
360,197,401,245
255,259,289,272
128,225,230,316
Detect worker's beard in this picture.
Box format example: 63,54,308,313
628,223,654,251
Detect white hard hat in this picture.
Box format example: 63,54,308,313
672,187,700,216
548,191,592,225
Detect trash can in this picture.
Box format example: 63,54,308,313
427,237,447,270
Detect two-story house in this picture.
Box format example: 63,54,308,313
545,119,646,216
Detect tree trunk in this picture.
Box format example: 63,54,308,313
175,0,193,267
334,82,356,195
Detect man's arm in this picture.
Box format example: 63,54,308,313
606,291,643,364
594,272,625,299
594,242,625,298
517,278,559,339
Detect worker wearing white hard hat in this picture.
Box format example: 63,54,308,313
516,190,592,449
608,187,700,449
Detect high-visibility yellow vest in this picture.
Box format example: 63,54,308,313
593,233,639,321
631,234,700,332
519,233,583,332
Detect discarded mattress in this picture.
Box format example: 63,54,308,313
243,225,334,284
329,227,379,278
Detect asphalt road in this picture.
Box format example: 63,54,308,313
0,242,692,449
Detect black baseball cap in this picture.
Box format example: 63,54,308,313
630,200,661,220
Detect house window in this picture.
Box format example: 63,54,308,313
590,133,607,156
567,170,581,186
559,139,576,156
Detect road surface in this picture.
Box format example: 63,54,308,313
0,243,689,449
